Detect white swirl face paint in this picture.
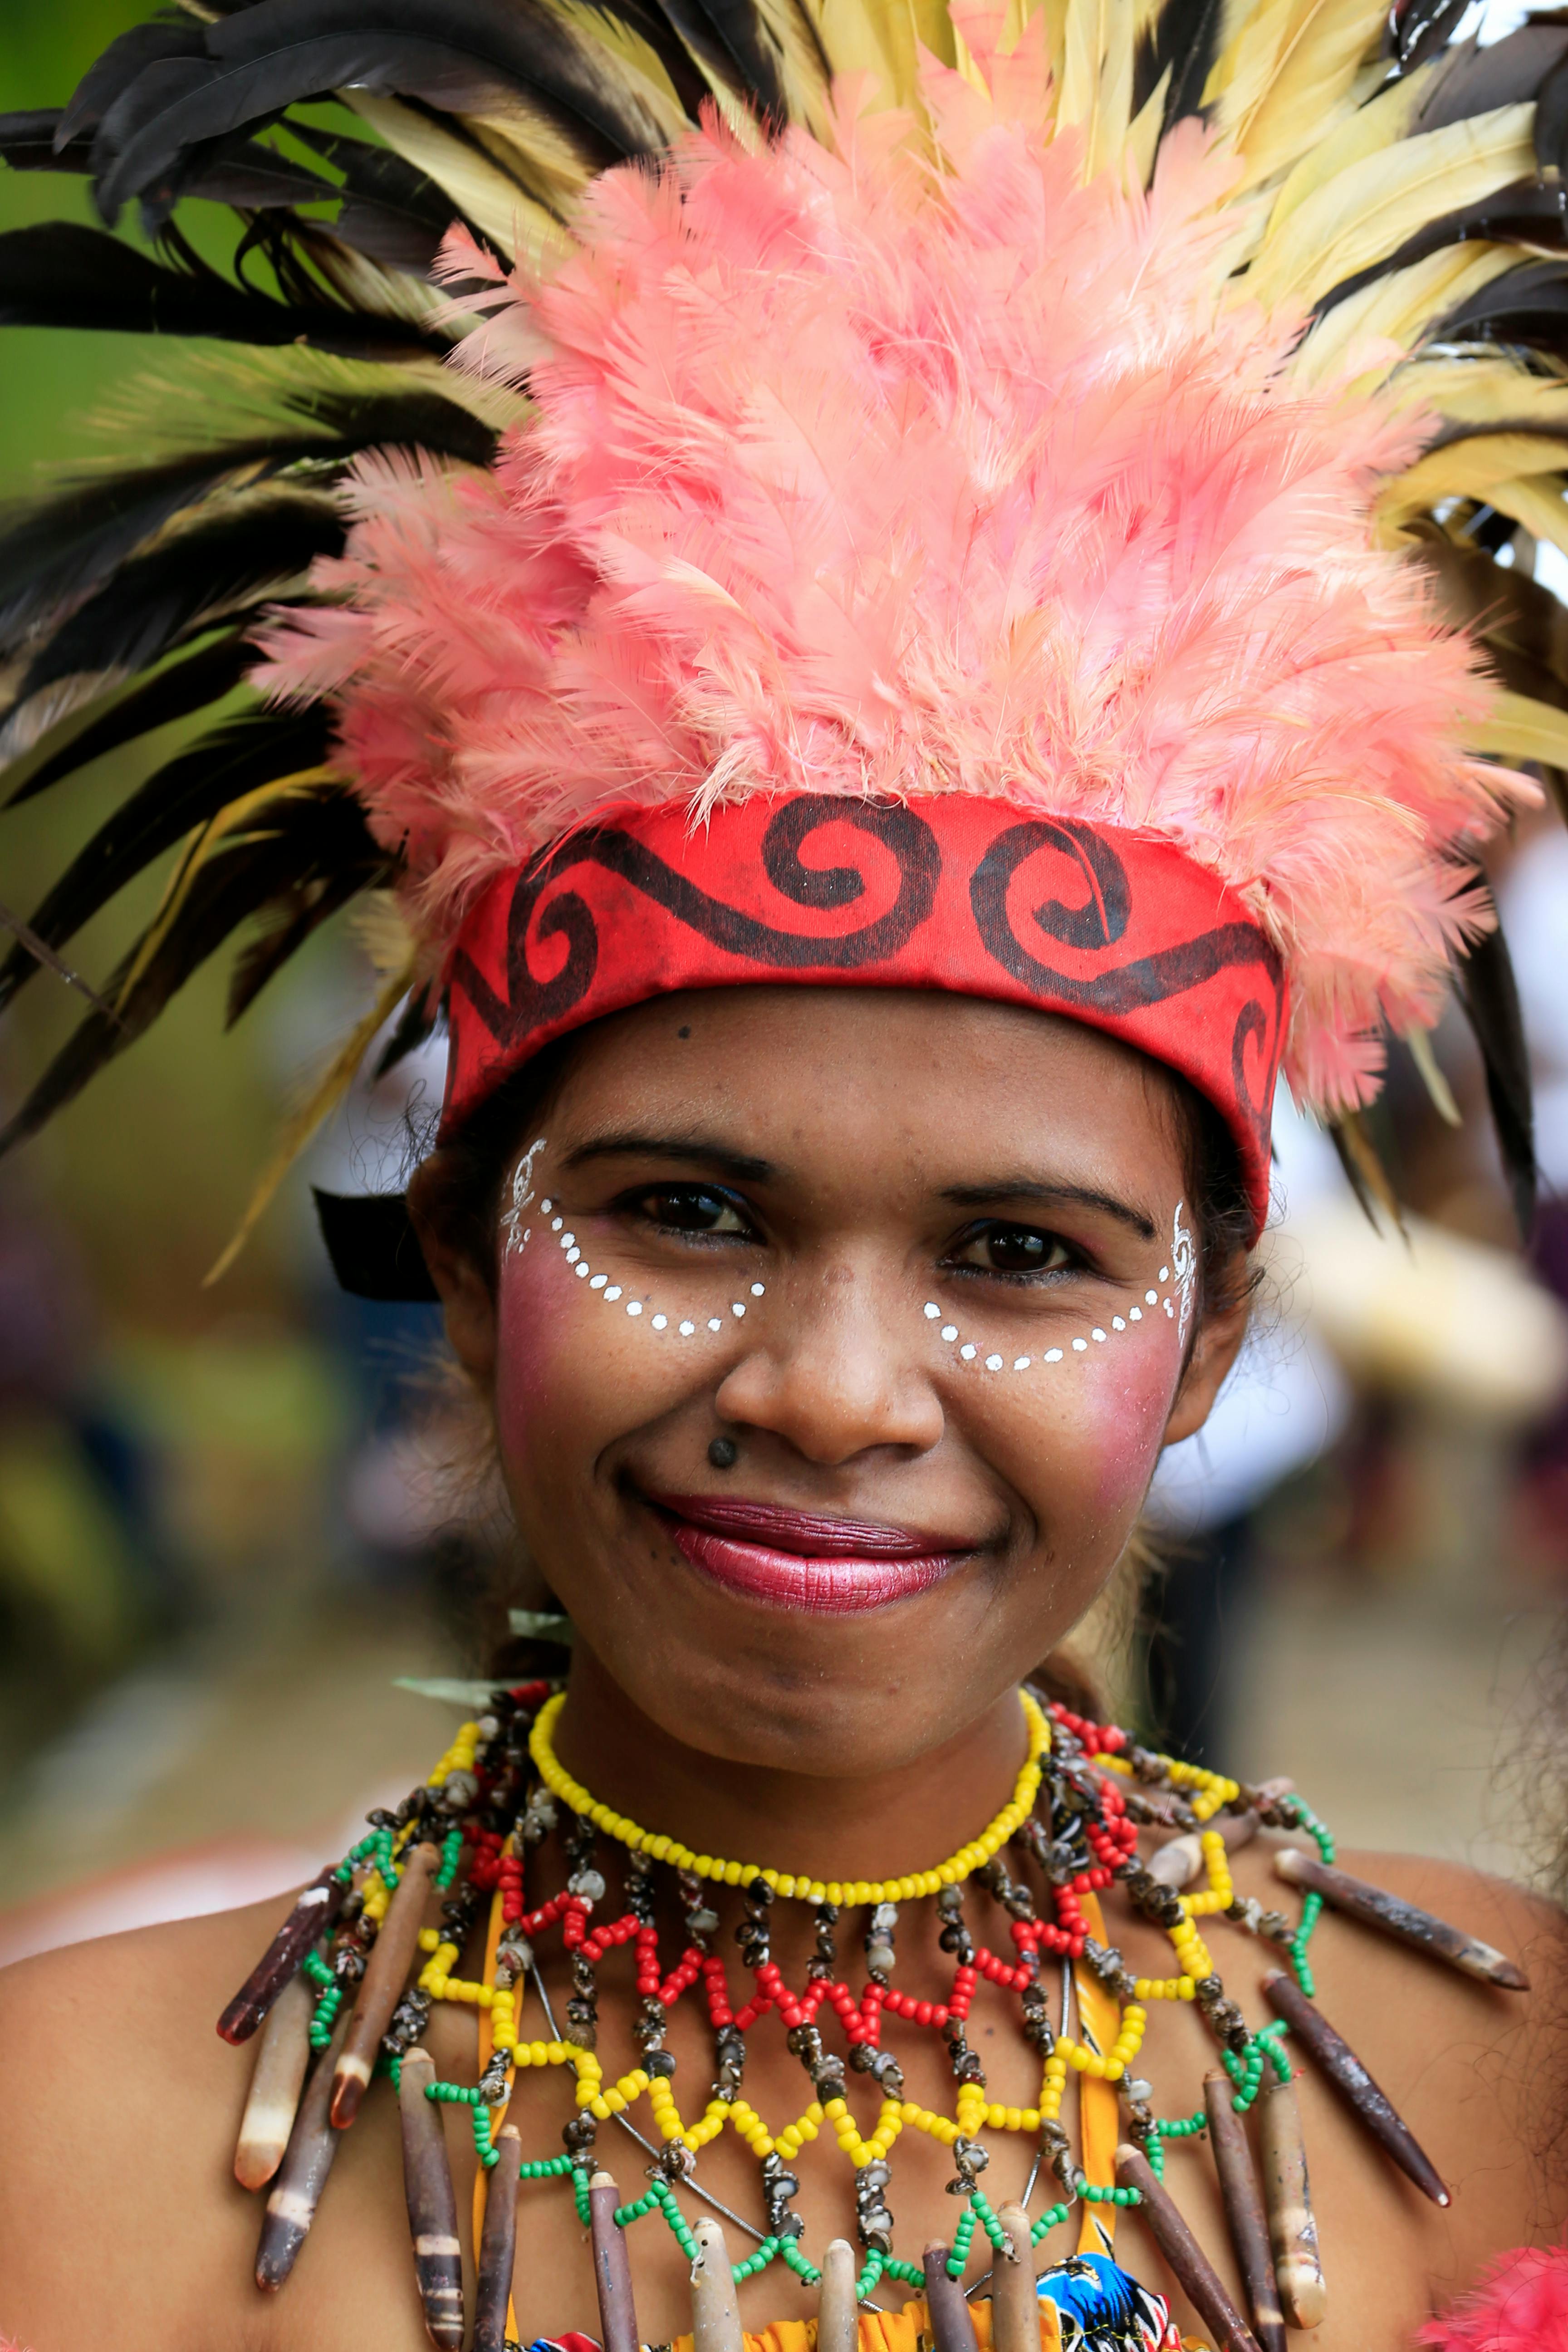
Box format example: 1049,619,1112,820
1170,1200,1197,1345
501,1136,549,1258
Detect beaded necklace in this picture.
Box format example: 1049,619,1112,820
221,1681,1528,2352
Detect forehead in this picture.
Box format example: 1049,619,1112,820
538,986,1187,1189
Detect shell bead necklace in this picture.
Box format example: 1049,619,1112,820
218,1684,1527,2352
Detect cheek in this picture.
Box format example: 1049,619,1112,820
972,1328,1181,1537
1088,1343,1181,1512
493,1252,578,1466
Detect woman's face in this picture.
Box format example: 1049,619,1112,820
428,987,1246,1779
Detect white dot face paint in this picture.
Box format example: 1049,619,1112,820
501,1143,771,1359
920,1205,1191,1377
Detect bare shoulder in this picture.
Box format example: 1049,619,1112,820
0,1896,304,2352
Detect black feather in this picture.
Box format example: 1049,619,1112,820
0,707,334,1015
1328,1111,1405,1233
0,221,440,355
91,0,680,226
1137,0,1230,129
286,120,473,273
1314,181,1568,319
1436,258,1568,354
0,784,388,1159
4,490,344,715
56,18,210,147
1536,49,1568,181
1416,24,1568,133
225,858,384,1024
650,0,823,128
0,109,96,172
160,142,337,211
1412,529,1568,702
1387,0,1472,75
372,978,438,1077
0,386,496,657
1454,921,1538,1242
4,634,259,810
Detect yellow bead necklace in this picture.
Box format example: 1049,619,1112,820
527,1683,1051,1905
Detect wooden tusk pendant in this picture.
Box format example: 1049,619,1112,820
1204,2072,1286,2352
816,2238,859,2352
330,1842,439,2130
589,2171,641,2352
1114,2144,1261,2352
1254,2075,1327,2329
255,2013,349,2290
218,1869,345,2044
923,2241,980,2352
235,1972,314,2190
473,2124,522,2352
990,2201,1039,2352
1261,1972,1449,2207
691,2214,745,2352
1273,1851,1528,1990
399,2047,465,2349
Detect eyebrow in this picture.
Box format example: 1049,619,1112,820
940,1179,1157,1241
564,1131,776,1185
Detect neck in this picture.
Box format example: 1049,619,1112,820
552,1646,1030,1888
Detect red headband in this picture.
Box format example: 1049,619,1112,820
442,794,1284,1235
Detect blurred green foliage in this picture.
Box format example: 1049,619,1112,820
0,4,364,1322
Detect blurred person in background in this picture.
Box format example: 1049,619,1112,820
5,5,1568,2352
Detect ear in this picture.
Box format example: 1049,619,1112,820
1160,1261,1250,1448
407,1160,498,1387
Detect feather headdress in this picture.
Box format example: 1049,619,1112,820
2,0,1565,1250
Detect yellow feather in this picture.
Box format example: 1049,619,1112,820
810,0,931,112
1056,0,1102,131
1225,0,1387,192
1466,689,1568,769
1289,245,1516,387
345,93,564,265
1057,0,1133,178
1399,351,1568,431
1248,100,1534,311
204,963,419,1287
1259,59,1430,242
1125,62,1170,189
1483,476,1568,558
1374,431,1568,541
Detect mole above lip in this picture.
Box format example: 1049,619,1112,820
647,1490,974,1559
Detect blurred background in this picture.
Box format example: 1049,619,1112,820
2,2,1567,1970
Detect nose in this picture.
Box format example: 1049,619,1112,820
713,1260,945,1466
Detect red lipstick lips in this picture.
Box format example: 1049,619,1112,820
650,1493,970,1615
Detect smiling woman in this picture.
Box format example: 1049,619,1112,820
3,0,1568,2348
412,990,1245,1788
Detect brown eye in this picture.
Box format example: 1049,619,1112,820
637,1186,751,1236
951,1224,1073,1276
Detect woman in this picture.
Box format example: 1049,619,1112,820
1,2,1567,2347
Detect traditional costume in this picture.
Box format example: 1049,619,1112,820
0,0,1563,2343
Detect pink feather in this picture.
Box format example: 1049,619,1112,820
1416,2247,1568,2352
255,34,1527,1117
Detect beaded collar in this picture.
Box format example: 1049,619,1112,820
218,1683,1528,2352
